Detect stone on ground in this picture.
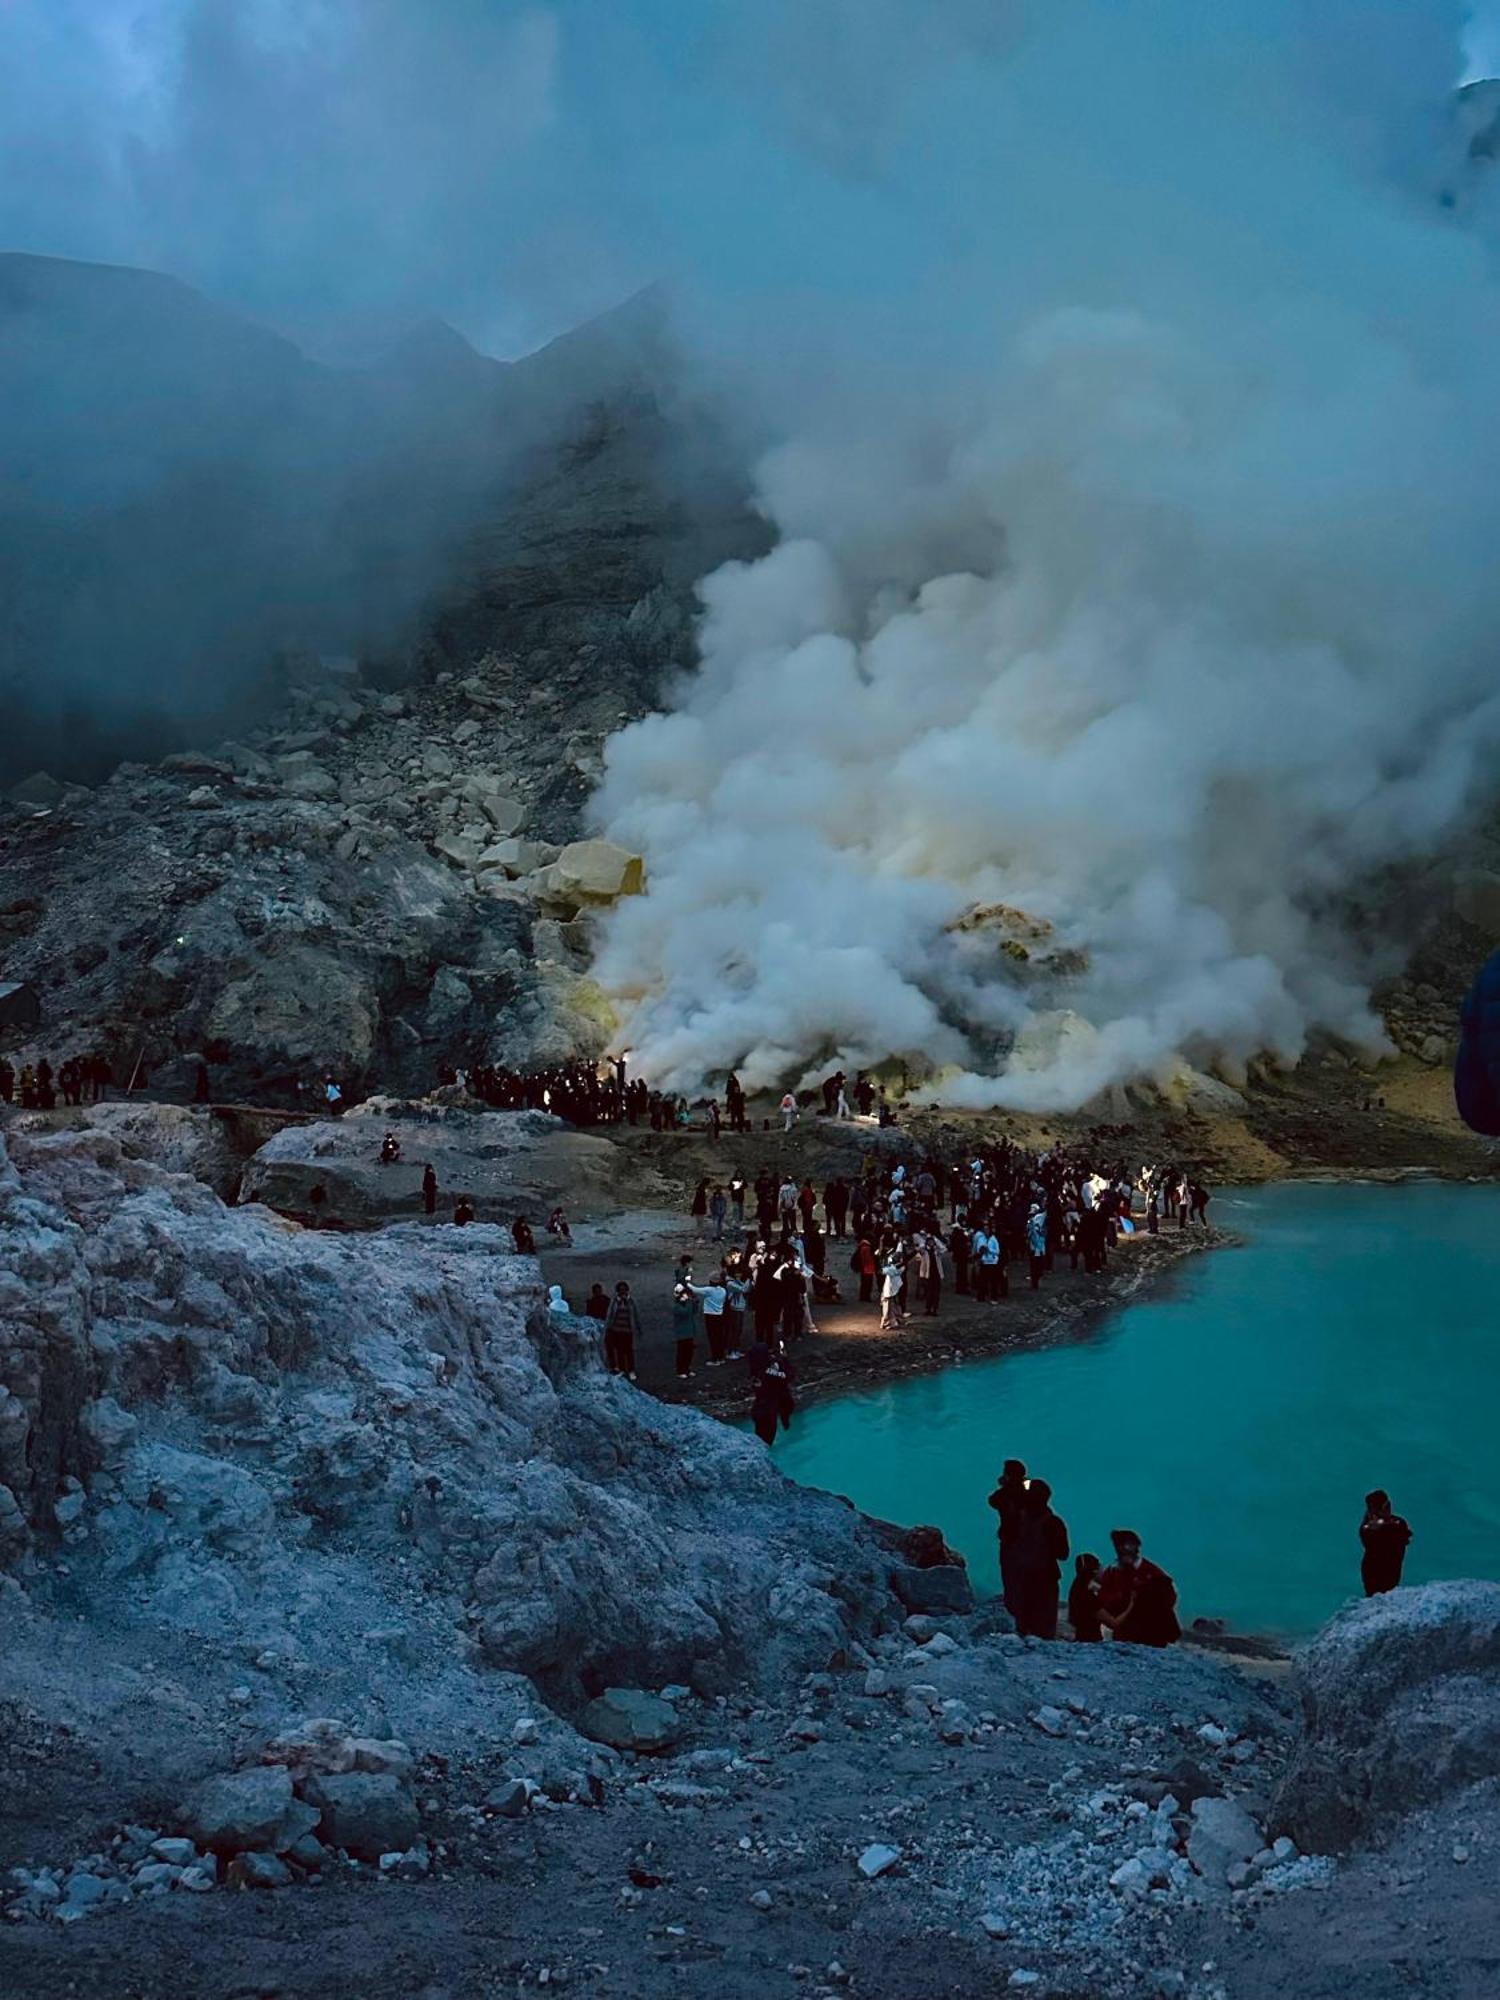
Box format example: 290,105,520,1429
577,1687,683,1754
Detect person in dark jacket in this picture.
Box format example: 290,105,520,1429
453,1195,476,1226
1098,1530,1180,1647
1360,1489,1413,1595
1010,1478,1070,1639
603,1281,641,1379
987,1460,1030,1617
1067,1553,1104,1642
422,1164,438,1216
751,1356,795,1444
584,1282,610,1324
672,1281,701,1378
512,1216,536,1254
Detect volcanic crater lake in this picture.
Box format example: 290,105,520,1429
777,1181,1500,1638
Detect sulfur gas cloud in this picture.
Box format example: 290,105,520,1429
591,0,1500,1109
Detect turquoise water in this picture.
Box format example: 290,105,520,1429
777,1183,1500,1637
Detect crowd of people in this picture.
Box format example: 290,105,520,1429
670,1135,1212,1343
0,1052,115,1108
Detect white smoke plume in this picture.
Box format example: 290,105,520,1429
592,0,1500,1109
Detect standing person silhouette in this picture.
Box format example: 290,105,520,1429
1359,1489,1413,1595
1010,1479,1070,1639
987,1460,1030,1619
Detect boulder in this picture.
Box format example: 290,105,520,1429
9,770,66,811
280,764,339,801
485,1778,532,1818
890,1563,974,1616
233,1851,293,1889
531,840,645,908
303,1771,419,1861
79,1395,139,1473
460,775,525,833
475,837,557,879
577,1687,683,1754
1187,1795,1262,1883
180,1767,317,1856
434,833,484,870
1276,1581,1500,1851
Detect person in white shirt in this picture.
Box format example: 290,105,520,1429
879,1256,906,1331
700,1276,729,1363
780,1091,799,1132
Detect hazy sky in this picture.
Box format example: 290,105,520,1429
0,1,1488,357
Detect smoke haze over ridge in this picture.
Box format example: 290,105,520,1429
8,2,1500,1105
591,0,1500,1107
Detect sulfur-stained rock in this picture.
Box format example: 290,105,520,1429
530,840,645,908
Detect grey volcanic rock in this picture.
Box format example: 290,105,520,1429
0,1123,900,1711
577,1687,683,1754
1276,1581,1500,1850
235,1106,646,1227
302,1773,418,1861
179,1769,312,1857
890,1564,975,1616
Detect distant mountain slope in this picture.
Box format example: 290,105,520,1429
0,254,758,783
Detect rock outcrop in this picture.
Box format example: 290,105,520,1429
0,1119,900,1713
1275,1581,1500,1850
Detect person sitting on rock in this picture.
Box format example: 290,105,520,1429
1359,1488,1413,1596
453,1195,477,1226
380,1130,402,1164
1067,1553,1104,1642
512,1215,536,1254
546,1283,571,1316
547,1206,572,1245
1098,1529,1180,1647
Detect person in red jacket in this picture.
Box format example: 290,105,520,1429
1098,1529,1180,1647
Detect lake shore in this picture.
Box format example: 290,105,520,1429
544,1211,1227,1421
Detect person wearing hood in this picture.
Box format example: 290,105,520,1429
546,1284,571,1316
